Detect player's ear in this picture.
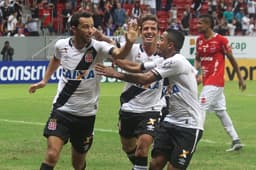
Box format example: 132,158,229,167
168,41,174,50
71,26,77,34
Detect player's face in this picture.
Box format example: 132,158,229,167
75,17,94,44
197,18,209,33
141,20,159,46
157,31,169,58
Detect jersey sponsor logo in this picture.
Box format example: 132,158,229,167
200,56,213,61
48,119,57,130
170,84,180,94
179,149,190,158
147,118,157,125
178,149,190,166
62,68,95,80
136,81,160,90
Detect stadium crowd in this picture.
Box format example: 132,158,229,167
0,0,256,36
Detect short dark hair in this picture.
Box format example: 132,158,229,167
199,14,214,29
70,12,92,27
4,41,9,45
166,29,185,52
139,14,158,30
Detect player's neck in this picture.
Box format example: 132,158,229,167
204,30,215,40
166,51,177,59
72,37,91,50
143,44,157,56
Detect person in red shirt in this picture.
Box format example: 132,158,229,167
39,2,54,35
194,14,246,152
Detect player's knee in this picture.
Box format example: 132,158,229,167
215,110,226,118
135,145,148,157
46,149,59,164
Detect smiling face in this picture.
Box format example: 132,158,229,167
140,19,159,46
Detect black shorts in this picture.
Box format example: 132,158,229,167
151,121,203,169
118,110,160,138
43,109,95,154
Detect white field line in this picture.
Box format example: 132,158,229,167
0,118,218,144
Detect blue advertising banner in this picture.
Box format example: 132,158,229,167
0,61,121,84
0,61,61,84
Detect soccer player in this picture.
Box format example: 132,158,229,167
111,14,164,170
96,29,204,170
194,14,246,152
28,12,138,170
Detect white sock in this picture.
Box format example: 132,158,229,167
215,110,239,141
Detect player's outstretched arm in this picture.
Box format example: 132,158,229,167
28,57,60,93
226,52,246,91
113,59,141,73
95,63,157,85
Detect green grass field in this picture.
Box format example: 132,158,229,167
0,81,255,170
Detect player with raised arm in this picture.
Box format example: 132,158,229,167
96,29,204,170
28,12,138,170
194,14,246,152
98,14,164,170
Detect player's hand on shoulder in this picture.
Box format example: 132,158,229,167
28,81,46,94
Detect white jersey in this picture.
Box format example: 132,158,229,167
121,44,164,113
152,54,204,130
52,37,114,117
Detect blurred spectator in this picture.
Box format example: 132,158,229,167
1,40,14,61
191,0,204,17
13,0,23,20
227,19,237,36
248,17,256,35
217,0,227,16
7,11,17,36
113,2,126,27
103,18,115,36
103,2,113,28
181,5,191,35
141,4,151,16
14,27,25,37
131,0,141,19
92,5,104,29
62,2,72,34
234,17,243,35
141,0,156,14
241,12,250,35
168,5,177,21
232,0,246,16
39,1,54,35
208,0,217,14
234,7,244,23
26,16,39,36
1,0,14,35
168,18,183,32
247,0,256,19
215,19,229,35
223,6,234,23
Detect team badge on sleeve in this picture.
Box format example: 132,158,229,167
48,119,57,130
